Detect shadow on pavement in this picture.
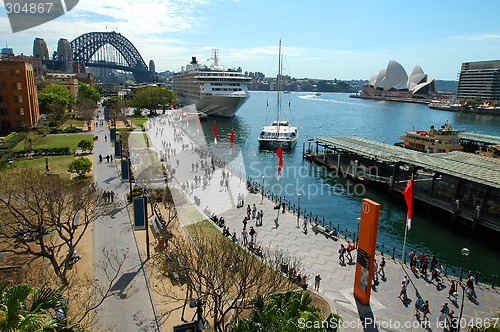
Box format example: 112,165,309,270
355,298,379,331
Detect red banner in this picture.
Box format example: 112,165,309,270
275,145,283,174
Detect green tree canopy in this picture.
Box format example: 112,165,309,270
77,139,93,153
130,86,175,113
67,158,92,179
38,84,73,127
0,282,83,331
38,84,73,114
77,83,101,105
102,96,121,113
228,291,341,332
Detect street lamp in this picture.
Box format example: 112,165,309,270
460,247,470,281
296,193,301,228
355,217,361,245
458,247,470,332
261,176,265,204
239,163,242,184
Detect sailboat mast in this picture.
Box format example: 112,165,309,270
276,39,282,128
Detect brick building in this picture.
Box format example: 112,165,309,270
0,61,39,135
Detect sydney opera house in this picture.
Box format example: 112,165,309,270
359,60,436,100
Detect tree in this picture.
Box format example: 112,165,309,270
0,281,83,331
67,158,92,179
228,291,341,332
77,83,100,105
101,96,121,114
152,223,301,331
130,86,175,114
76,139,93,154
75,83,100,124
0,167,111,287
38,84,73,128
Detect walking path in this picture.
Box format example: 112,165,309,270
143,111,499,332
91,109,159,332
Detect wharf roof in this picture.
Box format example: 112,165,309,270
313,136,500,189
459,132,500,146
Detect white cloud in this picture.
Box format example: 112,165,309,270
451,33,500,41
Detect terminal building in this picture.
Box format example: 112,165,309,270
456,60,500,101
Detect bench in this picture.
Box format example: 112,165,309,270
151,216,163,239
312,223,338,240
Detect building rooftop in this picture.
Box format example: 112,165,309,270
313,136,500,189
459,132,500,146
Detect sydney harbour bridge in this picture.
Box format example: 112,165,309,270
38,31,154,83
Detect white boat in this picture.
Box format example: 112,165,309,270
258,41,298,150
172,49,251,118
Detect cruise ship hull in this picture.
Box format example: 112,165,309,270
182,94,250,118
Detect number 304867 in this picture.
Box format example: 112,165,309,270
5,2,54,14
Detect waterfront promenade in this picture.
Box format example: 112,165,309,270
144,112,499,331
92,110,159,331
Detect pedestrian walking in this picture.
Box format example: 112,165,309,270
338,244,346,265
422,300,430,321
281,196,287,213
303,216,308,232
242,216,248,230
249,226,256,243
246,204,251,218
259,210,263,226
346,241,355,262
415,296,424,319
314,273,321,291
99,154,103,163
448,280,457,300
439,302,450,328
242,228,248,246
398,280,407,300
378,257,386,278
104,135,107,142
252,204,257,219
301,274,307,290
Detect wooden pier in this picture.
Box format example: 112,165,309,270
303,136,500,233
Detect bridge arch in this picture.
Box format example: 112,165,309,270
70,32,151,82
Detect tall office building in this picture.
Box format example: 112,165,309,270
457,60,500,101
33,38,50,60
57,38,72,72
0,62,39,134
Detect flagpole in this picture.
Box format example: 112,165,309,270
402,215,409,265
401,174,413,265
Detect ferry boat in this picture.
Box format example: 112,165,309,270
478,145,500,158
172,50,251,118
258,41,298,150
395,124,462,153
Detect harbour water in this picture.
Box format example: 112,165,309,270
198,92,500,278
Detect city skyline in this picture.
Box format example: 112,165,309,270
1,0,500,81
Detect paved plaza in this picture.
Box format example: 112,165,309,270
92,110,500,331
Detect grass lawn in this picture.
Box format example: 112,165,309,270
64,119,87,129
12,133,94,151
185,219,221,238
13,154,88,178
131,117,148,128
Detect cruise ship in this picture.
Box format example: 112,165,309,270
172,50,251,118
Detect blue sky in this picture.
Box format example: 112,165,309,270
2,0,500,80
